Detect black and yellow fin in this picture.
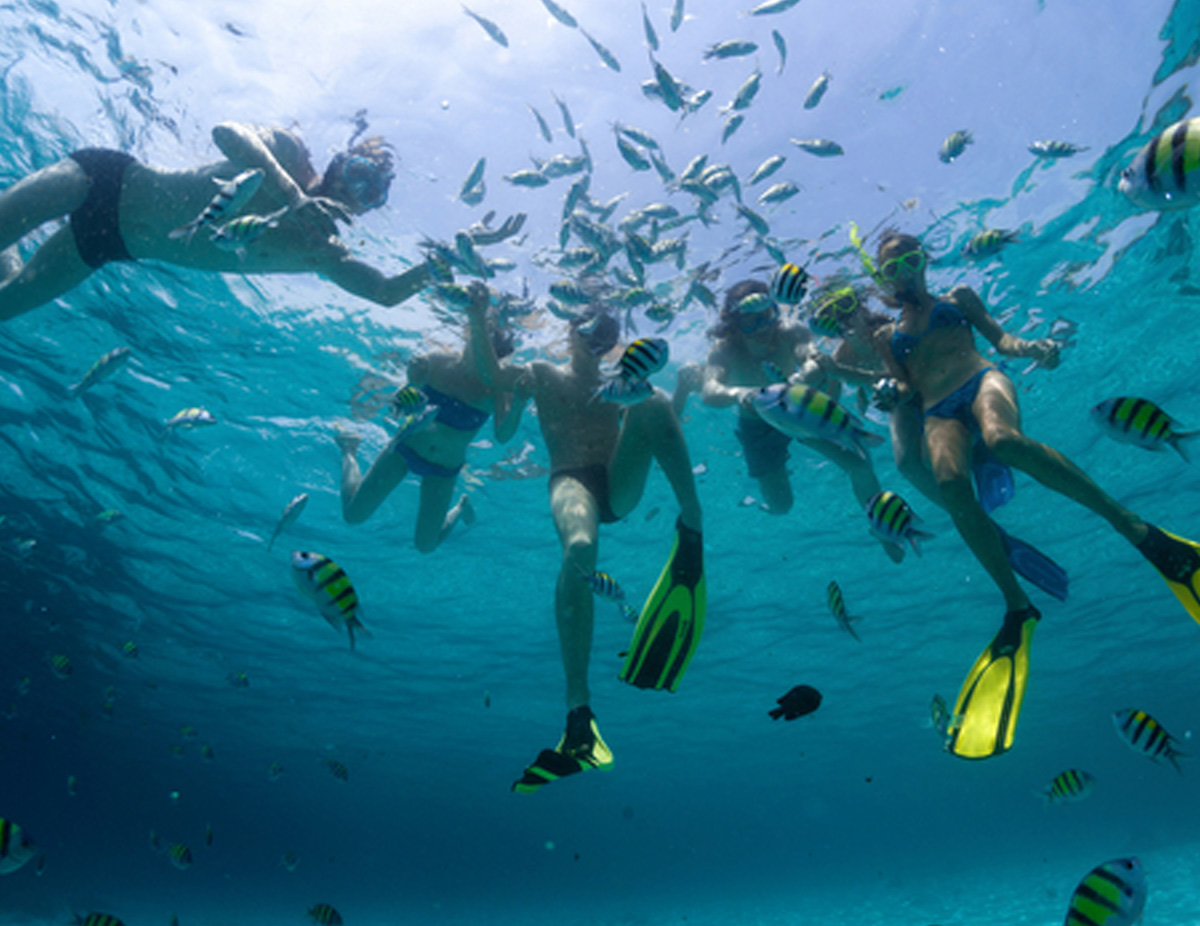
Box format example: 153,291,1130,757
1138,524,1200,625
512,707,613,795
945,607,1039,760
618,518,705,692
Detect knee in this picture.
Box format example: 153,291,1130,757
986,428,1031,463
936,470,976,514
562,533,598,575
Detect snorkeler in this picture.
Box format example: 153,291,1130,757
468,301,705,793
336,284,524,554
867,227,1200,759
695,278,897,558
0,122,526,321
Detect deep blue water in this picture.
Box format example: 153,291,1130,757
2,1,1200,923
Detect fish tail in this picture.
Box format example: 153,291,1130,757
1172,430,1200,462
909,529,937,556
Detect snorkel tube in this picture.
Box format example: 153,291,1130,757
848,222,883,286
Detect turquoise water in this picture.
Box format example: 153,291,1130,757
3,0,1200,923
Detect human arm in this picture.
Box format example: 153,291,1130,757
321,249,432,307
492,369,532,443
951,285,1062,369
211,123,351,233
699,350,756,410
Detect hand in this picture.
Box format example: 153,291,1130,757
465,281,490,316
871,377,901,412
293,194,353,238
1026,337,1062,369
467,212,527,246
675,362,704,395
737,387,760,415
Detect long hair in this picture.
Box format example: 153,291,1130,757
318,136,395,200
708,278,770,341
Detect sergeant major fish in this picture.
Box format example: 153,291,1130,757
826,581,861,641
752,383,884,457
580,569,638,622
962,229,1018,257
68,346,131,398
1091,396,1197,460
163,407,217,433
1112,707,1186,772
0,817,36,873
210,206,289,258
170,168,263,245
1063,858,1146,926
613,338,669,380
865,490,934,556
1119,117,1200,210
1029,139,1088,158
596,376,654,406
939,129,974,163
291,551,369,650
1043,768,1096,804
308,904,343,926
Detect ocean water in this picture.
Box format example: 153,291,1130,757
2,0,1200,923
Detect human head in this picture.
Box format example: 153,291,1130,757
569,304,620,358
712,279,780,340
806,276,867,338
488,318,517,359
875,228,928,300
318,136,395,214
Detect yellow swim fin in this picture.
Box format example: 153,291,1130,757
619,518,705,692
945,607,1039,760
1137,524,1200,625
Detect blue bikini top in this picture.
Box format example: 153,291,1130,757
889,300,970,367
424,385,490,432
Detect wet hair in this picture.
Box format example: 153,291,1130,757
318,136,395,207
570,303,620,356
876,227,924,259
489,320,517,359
806,273,891,337
709,279,772,340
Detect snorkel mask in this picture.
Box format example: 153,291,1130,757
575,310,620,356
733,291,780,335
341,155,393,210
808,286,859,337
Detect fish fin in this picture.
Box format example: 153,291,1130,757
908,529,937,557
1173,430,1200,462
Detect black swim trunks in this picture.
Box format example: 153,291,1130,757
735,414,791,478
68,148,137,269
549,464,620,524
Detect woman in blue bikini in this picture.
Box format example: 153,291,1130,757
336,286,525,553
871,228,1200,625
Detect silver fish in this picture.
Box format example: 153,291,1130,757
803,71,831,109
578,135,593,173
615,123,660,149
461,181,486,206
650,56,684,111
268,493,309,552
757,181,799,205
730,68,762,110
670,0,684,31
504,169,550,187
772,29,786,73
721,114,745,144
164,407,217,432
68,346,131,397
735,203,769,235
552,92,575,138
748,154,786,185
685,88,713,113
616,136,652,171
538,154,587,178
641,2,659,50
170,168,264,244
792,137,844,157
540,0,577,28
580,28,621,71
1029,139,1087,158
649,150,675,183
641,202,679,219
529,104,553,143
458,157,486,200
748,0,801,13
679,155,709,182
462,5,508,47
704,40,758,60
939,129,973,163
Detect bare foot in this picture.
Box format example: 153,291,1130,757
334,423,361,454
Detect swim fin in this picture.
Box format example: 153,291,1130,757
1137,524,1200,625
945,606,1040,760
619,518,706,692
512,706,613,795
972,441,1014,514
996,525,1069,602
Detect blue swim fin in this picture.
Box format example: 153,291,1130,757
973,441,1014,514
996,525,1068,602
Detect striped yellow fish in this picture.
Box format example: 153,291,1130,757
1064,857,1146,926
1112,707,1186,772
1119,116,1200,210
752,383,885,458
1042,768,1096,804
291,552,368,650
308,904,343,926
865,491,935,556
1091,396,1196,461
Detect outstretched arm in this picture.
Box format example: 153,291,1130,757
322,252,431,307
951,285,1061,368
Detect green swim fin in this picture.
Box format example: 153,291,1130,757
619,518,705,692
1137,524,1200,625
512,706,613,795
945,606,1039,760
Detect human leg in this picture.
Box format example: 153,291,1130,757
0,226,95,321
798,437,901,562
926,415,1029,612
549,475,602,711
891,401,945,509
0,159,90,249
609,388,702,531
337,429,409,525
413,474,467,554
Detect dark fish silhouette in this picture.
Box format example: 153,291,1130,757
769,685,822,721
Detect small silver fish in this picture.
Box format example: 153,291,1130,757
1028,139,1087,158
539,0,577,28
503,169,550,188
772,29,786,74
615,123,660,150
462,5,508,47
268,493,309,552
757,181,799,205
792,138,844,157
580,28,621,72
670,0,685,31
747,0,802,13
209,206,288,257
163,407,217,433
68,346,131,397
704,39,758,60
170,169,264,245
803,71,831,109
722,114,745,144
616,136,652,171
458,157,487,201
552,92,575,138
748,155,786,185
641,2,659,50
729,68,762,111
529,104,553,143
735,203,769,235
650,57,684,111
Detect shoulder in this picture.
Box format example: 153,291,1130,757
947,284,984,310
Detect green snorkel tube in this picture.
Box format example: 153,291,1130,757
848,222,883,286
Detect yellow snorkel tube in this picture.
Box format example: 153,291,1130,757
849,222,883,286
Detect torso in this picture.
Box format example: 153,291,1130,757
710,325,812,417
402,353,494,467
885,293,991,409
528,360,621,471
